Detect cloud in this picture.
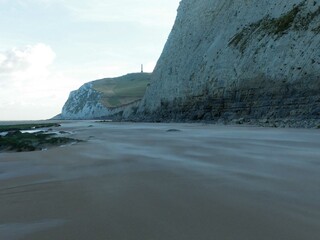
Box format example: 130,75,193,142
0,43,55,77
0,44,74,120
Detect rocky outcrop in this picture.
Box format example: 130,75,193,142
131,0,320,127
60,83,109,120
59,73,150,120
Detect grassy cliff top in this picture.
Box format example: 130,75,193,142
92,72,151,108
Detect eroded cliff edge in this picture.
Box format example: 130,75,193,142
131,0,320,127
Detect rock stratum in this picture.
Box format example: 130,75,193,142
58,73,151,120
130,0,320,127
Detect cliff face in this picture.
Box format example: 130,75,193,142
59,73,151,120
60,83,110,120
136,0,320,127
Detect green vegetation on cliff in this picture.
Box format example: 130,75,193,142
92,73,151,108
229,3,320,53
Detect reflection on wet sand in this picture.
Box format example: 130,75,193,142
0,121,320,240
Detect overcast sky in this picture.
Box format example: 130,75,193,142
0,0,180,120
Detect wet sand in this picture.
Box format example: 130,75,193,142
0,121,320,240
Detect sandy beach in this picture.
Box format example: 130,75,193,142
0,121,320,240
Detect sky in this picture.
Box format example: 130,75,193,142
0,0,181,120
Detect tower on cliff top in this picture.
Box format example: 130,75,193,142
141,64,144,73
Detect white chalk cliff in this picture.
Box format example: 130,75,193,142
58,73,151,120
60,83,110,120
134,0,320,127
